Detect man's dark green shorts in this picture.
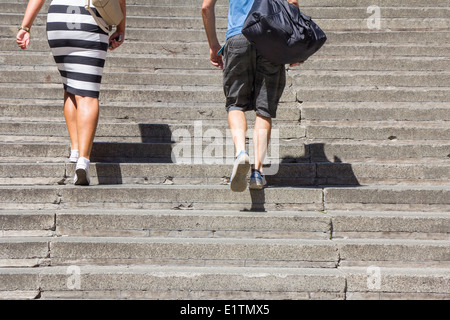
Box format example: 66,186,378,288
223,34,286,119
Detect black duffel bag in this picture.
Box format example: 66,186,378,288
242,0,327,65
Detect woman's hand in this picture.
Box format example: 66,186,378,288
16,29,31,50
108,30,125,50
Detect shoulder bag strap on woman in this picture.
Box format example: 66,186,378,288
85,0,111,34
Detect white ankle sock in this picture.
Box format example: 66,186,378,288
76,157,90,169
69,150,79,162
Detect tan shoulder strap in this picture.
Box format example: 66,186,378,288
85,0,111,34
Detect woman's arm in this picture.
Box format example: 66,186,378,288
16,0,46,49
109,0,126,50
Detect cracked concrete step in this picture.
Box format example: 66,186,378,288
336,239,450,267
2,118,448,141
125,0,450,6
0,237,339,268
5,0,450,7
323,185,450,212
0,265,448,299
0,185,447,211
0,138,448,162
290,70,450,88
0,83,293,104
1,100,448,122
0,159,444,185
0,100,302,121
0,160,448,187
0,210,331,240
330,211,450,240
0,236,448,268
2,39,448,58
1,83,449,103
0,119,306,141
3,3,450,19
296,86,450,103
2,68,449,88
0,265,348,300
1,209,448,240
2,51,449,72
0,184,324,211
304,120,450,140
301,102,450,121
2,28,450,46
3,13,449,31
342,266,450,300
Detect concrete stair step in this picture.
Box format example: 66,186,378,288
2,117,448,140
301,102,450,121
0,265,345,300
0,184,448,211
1,68,449,88
0,236,338,268
2,39,448,58
3,2,450,19
304,120,450,140
0,100,301,121
1,159,448,186
0,137,448,162
2,209,448,240
1,100,448,122
4,0,450,7
1,83,449,103
0,236,448,268
3,13,450,31
2,51,449,72
0,265,448,299
0,119,306,141
3,24,450,44
291,70,450,88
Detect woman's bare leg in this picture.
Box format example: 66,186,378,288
74,95,99,160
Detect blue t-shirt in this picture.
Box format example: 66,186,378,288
226,0,255,39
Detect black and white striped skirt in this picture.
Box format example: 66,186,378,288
46,0,109,98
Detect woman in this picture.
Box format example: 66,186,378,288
16,0,126,185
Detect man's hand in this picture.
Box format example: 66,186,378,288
289,62,304,67
210,45,223,69
287,0,299,8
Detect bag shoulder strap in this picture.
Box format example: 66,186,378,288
85,0,111,34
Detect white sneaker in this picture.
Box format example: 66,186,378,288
74,157,90,186
230,150,250,192
69,150,79,163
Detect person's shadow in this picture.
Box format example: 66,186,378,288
243,189,267,212
90,123,173,184
245,142,360,211
272,142,361,187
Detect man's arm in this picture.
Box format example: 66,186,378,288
288,0,299,7
201,0,223,69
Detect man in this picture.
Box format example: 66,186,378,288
201,0,302,192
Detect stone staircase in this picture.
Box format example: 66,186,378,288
0,0,449,300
